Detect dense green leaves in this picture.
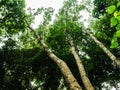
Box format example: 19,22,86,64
46,0,84,56
0,0,26,35
106,2,120,48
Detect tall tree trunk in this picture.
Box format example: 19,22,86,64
26,23,82,90
67,33,94,90
85,29,120,68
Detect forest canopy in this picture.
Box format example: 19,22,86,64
0,0,120,90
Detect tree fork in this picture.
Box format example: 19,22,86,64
26,22,82,90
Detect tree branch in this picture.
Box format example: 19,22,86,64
84,29,120,68
25,21,83,90
67,33,94,90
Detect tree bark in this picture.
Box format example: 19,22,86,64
85,29,120,68
27,24,82,90
67,34,94,90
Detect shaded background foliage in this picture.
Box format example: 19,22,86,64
0,45,64,89
0,0,26,35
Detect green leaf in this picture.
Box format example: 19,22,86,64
110,37,118,48
115,30,120,37
116,16,120,20
116,24,120,30
117,2,120,7
114,11,119,17
107,5,116,14
111,36,117,44
110,17,117,27
110,35,119,48
110,41,119,48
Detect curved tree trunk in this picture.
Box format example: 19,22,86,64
85,29,120,68
67,33,94,90
47,52,82,90
27,24,82,90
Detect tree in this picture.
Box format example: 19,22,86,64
84,29,120,68
26,0,95,89
91,0,120,68
90,0,120,89
27,22,82,90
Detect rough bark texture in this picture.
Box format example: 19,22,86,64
27,24,82,90
67,34,94,90
85,29,120,68
48,52,82,90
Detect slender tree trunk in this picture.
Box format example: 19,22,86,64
27,24,82,90
67,33,94,90
85,29,120,68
